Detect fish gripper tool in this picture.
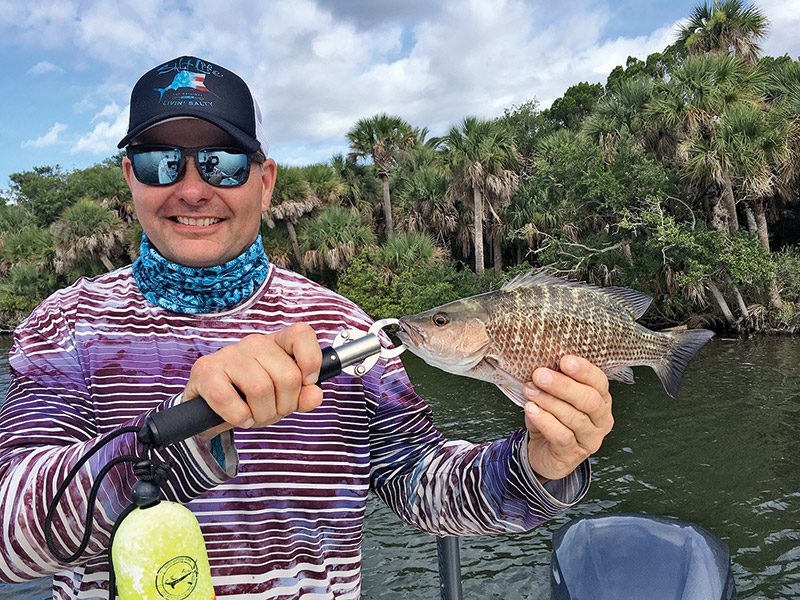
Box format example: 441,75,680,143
137,318,406,448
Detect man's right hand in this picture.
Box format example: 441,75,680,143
182,323,324,441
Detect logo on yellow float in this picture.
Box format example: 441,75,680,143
155,555,199,600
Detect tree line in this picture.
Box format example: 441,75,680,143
2,0,800,333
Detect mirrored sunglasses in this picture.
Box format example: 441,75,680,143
126,145,265,187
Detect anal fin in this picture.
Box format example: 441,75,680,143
605,366,635,385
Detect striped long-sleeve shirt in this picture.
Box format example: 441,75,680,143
0,264,589,599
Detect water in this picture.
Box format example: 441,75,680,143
1,335,798,599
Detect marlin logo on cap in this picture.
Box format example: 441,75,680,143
154,70,210,101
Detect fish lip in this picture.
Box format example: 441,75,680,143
397,318,425,346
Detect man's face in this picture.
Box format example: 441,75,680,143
122,118,276,268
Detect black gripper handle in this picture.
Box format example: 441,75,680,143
138,345,342,447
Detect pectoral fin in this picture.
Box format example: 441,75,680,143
497,383,531,408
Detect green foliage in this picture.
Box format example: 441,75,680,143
1,262,57,299
606,48,679,91
9,165,77,226
298,206,376,273
273,165,309,203
720,232,775,288
69,158,131,202
337,252,494,319
301,163,341,201
1,226,53,264
500,98,553,158
336,253,405,318
2,6,799,332
774,247,800,303
372,232,441,273
0,203,30,233
543,82,604,130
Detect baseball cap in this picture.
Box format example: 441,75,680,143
117,56,268,155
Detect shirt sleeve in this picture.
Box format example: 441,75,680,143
0,301,237,583
366,355,590,536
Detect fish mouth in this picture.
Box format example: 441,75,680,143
396,318,425,348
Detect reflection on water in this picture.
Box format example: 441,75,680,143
1,336,798,599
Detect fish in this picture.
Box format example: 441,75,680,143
395,271,714,407
154,70,210,101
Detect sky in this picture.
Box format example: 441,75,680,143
1,0,799,191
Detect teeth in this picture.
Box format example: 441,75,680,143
175,216,222,227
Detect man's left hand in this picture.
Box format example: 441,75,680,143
523,355,614,482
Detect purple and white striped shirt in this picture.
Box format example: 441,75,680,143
0,264,589,599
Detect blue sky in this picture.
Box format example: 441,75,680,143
1,0,799,192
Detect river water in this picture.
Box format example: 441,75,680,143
0,335,797,599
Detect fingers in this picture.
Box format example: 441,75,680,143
522,356,615,479
530,356,612,426
183,324,324,432
272,324,322,385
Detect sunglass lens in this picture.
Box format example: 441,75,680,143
132,148,183,185
197,150,250,186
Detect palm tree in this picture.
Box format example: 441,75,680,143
301,163,342,203
437,117,520,275
583,77,656,153
50,199,126,275
298,206,376,273
372,232,445,283
646,54,762,234
762,59,800,202
395,166,457,246
330,153,380,220
347,113,416,237
707,103,788,252
266,165,318,272
676,0,769,64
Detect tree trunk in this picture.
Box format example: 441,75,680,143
709,197,728,234
493,225,503,274
381,175,393,238
100,254,114,272
743,203,757,234
749,199,783,311
720,173,739,235
732,285,749,319
750,199,770,253
473,186,484,275
286,220,305,274
768,281,783,313
707,280,736,327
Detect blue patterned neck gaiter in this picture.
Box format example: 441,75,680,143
132,233,270,314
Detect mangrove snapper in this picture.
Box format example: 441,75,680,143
396,272,714,406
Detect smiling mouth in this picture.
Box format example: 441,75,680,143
171,216,223,227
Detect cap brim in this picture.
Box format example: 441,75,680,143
118,110,261,153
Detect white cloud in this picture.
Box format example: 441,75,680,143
6,0,800,167
91,101,121,122
28,60,63,75
73,104,128,154
22,122,67,148
759,0,800,59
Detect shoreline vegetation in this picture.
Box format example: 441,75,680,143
3,1,800,335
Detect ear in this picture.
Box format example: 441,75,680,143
122,156,136,191
259,158,277,213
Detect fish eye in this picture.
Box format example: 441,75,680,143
431,312,449,327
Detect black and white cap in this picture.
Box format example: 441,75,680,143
117,56,268,155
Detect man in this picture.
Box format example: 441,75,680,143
0,56,613,599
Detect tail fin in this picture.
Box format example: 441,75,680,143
653,329,715,398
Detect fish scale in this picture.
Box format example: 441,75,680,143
396,271,714,406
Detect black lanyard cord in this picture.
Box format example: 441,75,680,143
44,426,142,564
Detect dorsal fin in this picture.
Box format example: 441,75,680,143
501,271,653,319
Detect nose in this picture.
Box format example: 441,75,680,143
175,157,211,204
